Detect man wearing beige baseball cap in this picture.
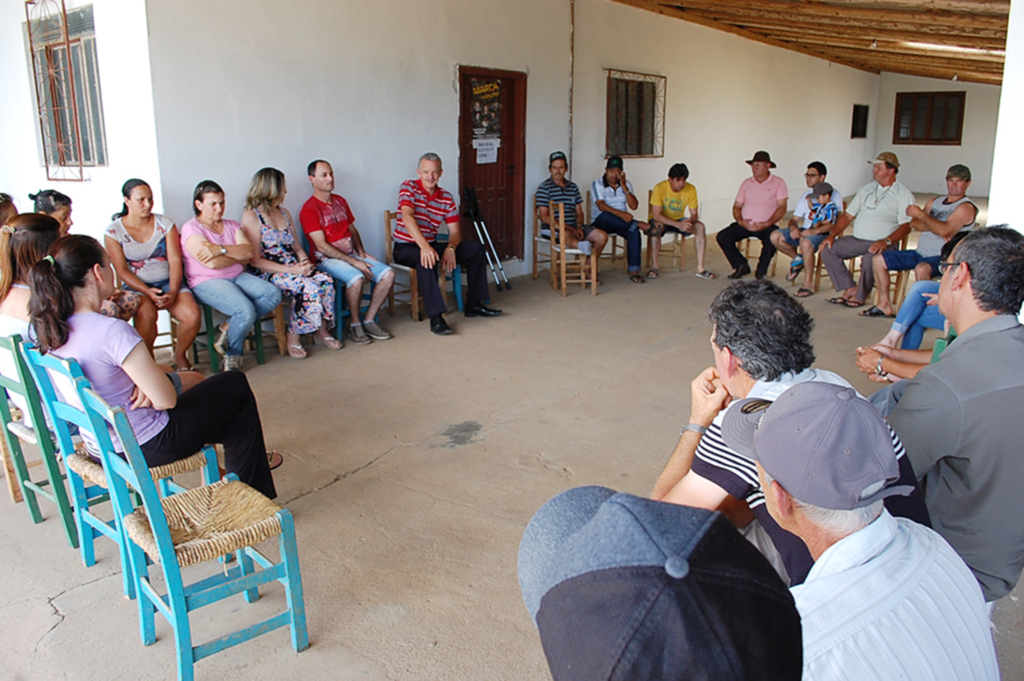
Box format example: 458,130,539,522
819,152,916,308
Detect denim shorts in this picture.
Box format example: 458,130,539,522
316,255,393,287
882,250,940,277
781,230,826,251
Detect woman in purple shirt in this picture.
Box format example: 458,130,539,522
29,235,279,498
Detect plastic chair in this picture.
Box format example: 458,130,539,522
78,385,308,681
21,347,218,597
0,334,78,548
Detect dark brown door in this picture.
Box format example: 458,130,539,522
458,67,526,261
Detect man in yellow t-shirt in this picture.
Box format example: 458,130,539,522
649,163,713,279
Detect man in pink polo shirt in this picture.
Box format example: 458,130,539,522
392,153,501,335
717,151,789,280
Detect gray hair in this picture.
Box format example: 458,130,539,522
419,152,443,167
763,469,883,536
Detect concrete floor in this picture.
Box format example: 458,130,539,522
2,245,1021,681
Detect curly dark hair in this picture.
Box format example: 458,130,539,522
708,280,815,381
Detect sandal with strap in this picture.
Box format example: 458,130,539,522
287,343,307,359
647,269,659,279
629,272,646,284
267,450,284,470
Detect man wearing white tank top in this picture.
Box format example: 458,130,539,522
858,164,977,318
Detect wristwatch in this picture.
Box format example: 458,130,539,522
681,423,708,436
219,245,228,256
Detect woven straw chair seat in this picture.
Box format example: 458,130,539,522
65,449,210,490
123,478,283,569
67,452,106,487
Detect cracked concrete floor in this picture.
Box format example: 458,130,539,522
2,247,1022,680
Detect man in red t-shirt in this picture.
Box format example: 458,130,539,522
300,160,396,344
392,153,501,335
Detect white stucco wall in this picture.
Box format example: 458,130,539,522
873,73,1000,196
0,0,163,240
989,0,1024,228
572,0,881,232
144,0,571,276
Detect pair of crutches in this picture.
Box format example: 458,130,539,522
462,187,511,291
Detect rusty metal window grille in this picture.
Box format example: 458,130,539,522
25,2,107,181
605,70,665,158
893,91,965,146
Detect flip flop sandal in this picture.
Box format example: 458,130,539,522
844,299,866,309
644,223,665,237
695,270,715,280
629,273,646,284
827,296,852,305
859,305,895,318
647,269,660,279
267,450,284,470
786,264,804,283
794,288,814,298
287,343,308,359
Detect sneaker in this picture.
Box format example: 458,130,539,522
348,324,371,345
362,320,392,341
222,354,243,372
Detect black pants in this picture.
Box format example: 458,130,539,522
393,241,489,319
716,222,779,277
140,371,276,499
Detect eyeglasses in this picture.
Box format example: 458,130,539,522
938,260,957,275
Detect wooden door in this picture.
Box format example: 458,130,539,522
458,67,526,261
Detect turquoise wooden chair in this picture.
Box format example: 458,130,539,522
0,334,78,548
78,385,309,681
192,304,275,373
21,347,219,597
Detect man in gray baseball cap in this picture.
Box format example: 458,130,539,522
722,381,997,681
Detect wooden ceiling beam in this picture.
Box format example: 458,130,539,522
659,0,1007,29
613,0,880,72
817,0,1009,14
821,48,1005,72
683,13,1005,47
752,25,1006,51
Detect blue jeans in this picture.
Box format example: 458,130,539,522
191,273,282,356
592,213,642,272
891,280,944,350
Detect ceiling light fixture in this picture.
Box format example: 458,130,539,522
953,73,959,81
871,39,877,49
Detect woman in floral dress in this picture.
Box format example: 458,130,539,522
240,167,339,358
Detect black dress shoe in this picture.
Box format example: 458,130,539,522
430,315,453,335
727,263,751,280
465,303,503,318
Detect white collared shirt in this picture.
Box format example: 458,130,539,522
793,511,998,680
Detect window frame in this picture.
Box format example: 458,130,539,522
605,69,666,159
892,91,966,146
25,2,108,180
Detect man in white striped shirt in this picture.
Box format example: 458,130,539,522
722,382,998,681
651,280,929,585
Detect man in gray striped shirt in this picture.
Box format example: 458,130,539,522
535,151,607,258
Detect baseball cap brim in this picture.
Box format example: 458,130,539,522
719,398,773,461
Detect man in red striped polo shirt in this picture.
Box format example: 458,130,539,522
393,153,501,335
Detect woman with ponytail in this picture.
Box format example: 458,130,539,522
104,179,200,369
0,214,61,426
29,235,281,497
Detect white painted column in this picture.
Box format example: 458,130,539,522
988,0,1024,228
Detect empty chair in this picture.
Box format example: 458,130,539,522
78,384,308,681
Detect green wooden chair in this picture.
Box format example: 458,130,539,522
0,334,77,548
